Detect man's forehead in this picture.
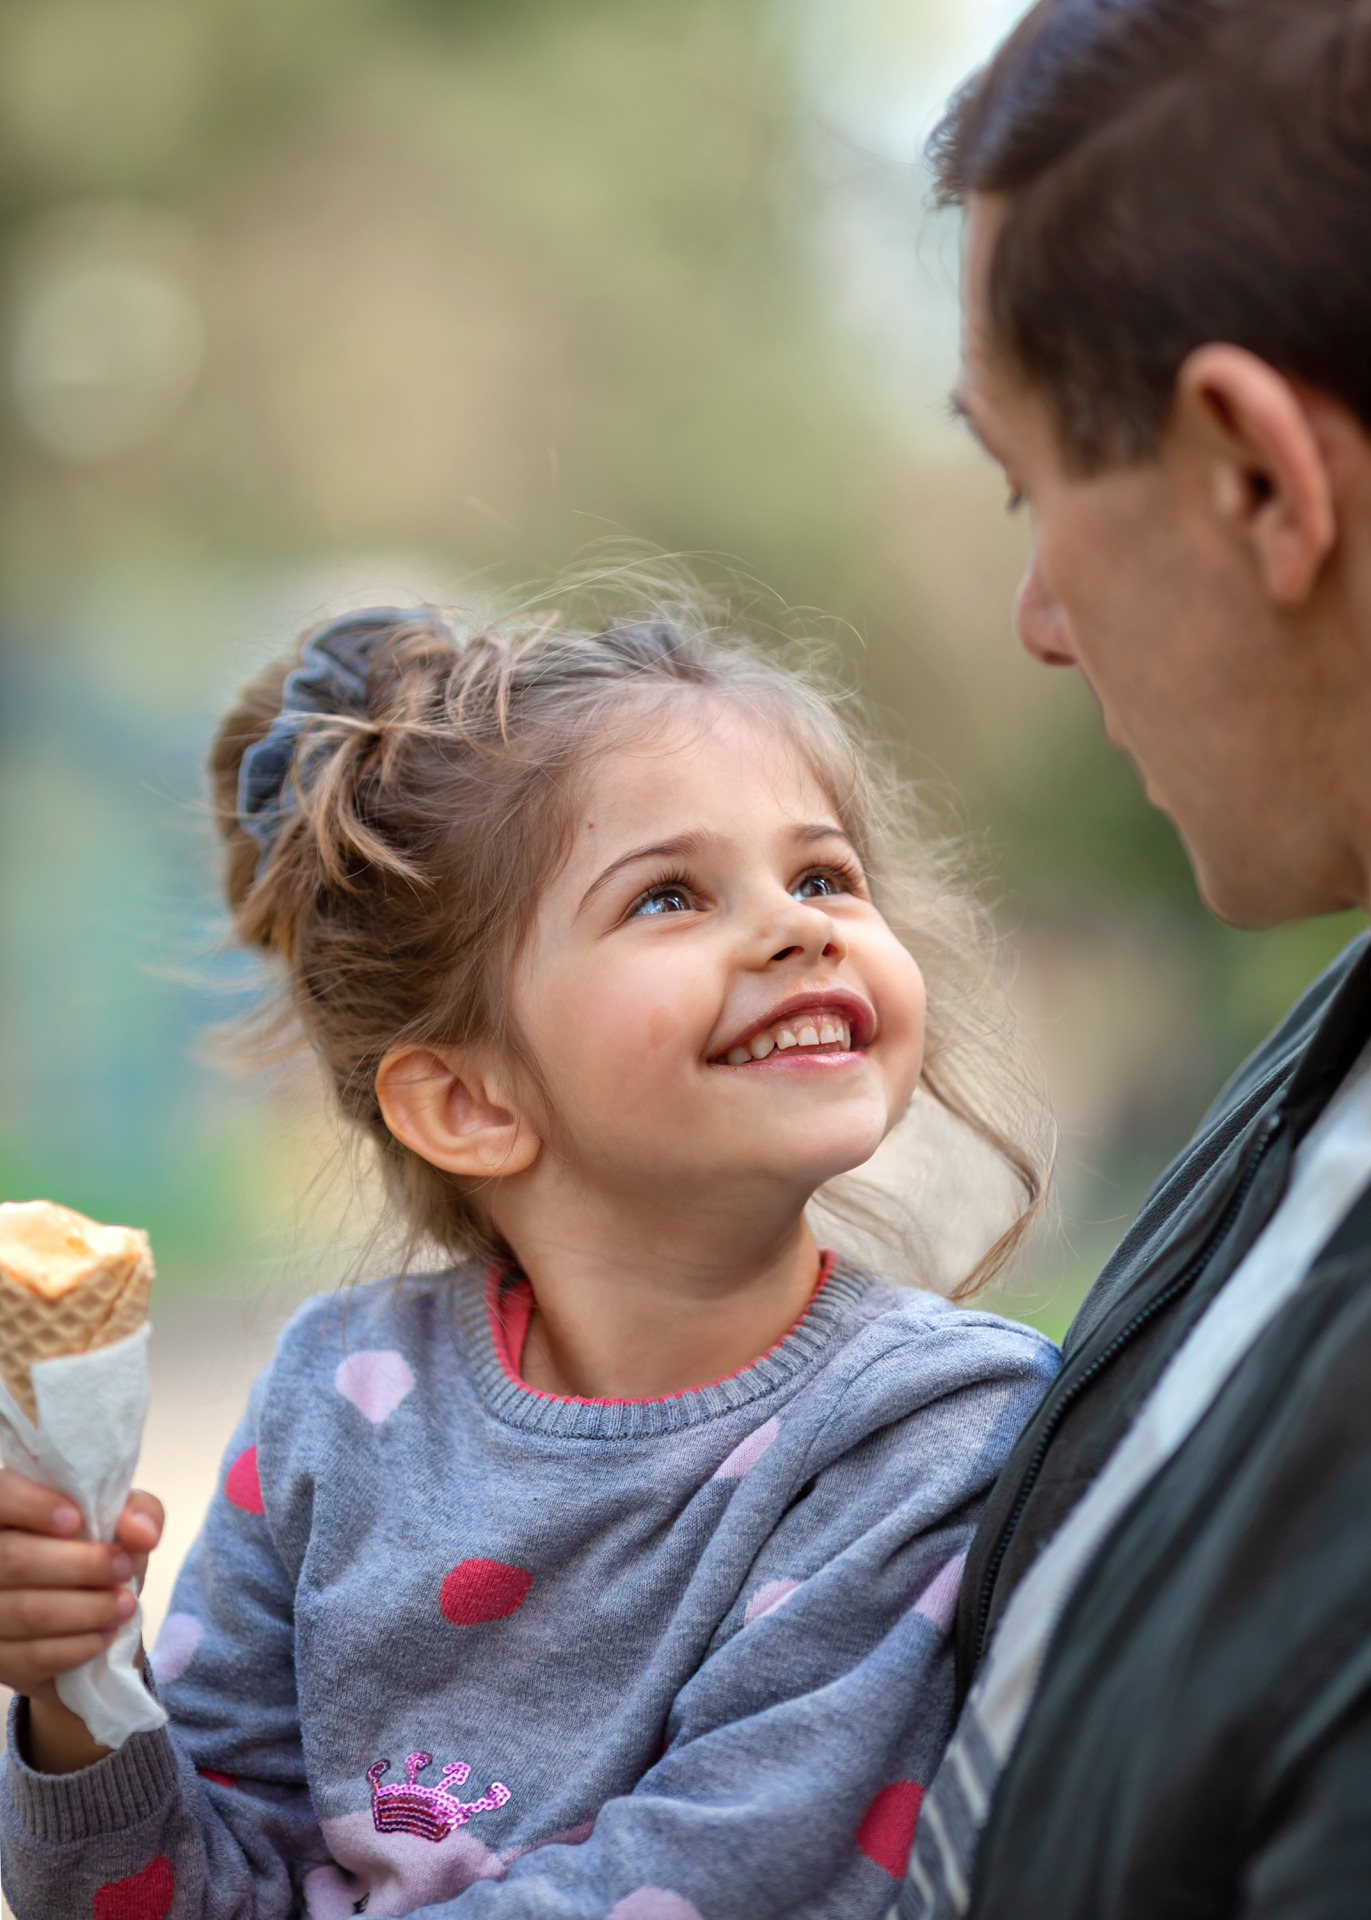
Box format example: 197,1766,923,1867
952,205,1052,469
949,196,1008,432
950,353,1010,468
961,195,1003,333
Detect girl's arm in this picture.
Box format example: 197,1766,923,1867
408,1324,1057,1920
0,1408,325,1920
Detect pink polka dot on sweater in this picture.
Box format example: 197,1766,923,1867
334,1348,416,1424
857,1781,924,1877
607,1891,704,1920
914,1554,966,1631
224,1445,265,1514
744,1578,802,1624
712,1416,779,1479
302,1865,359,1920
149,1611,203,1684
440,1557,534,1625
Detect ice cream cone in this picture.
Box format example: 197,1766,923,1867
0,1201,155,1424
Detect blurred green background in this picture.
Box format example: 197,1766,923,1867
0,0,1362,1337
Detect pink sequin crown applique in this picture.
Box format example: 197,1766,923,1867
367,1752,511,1843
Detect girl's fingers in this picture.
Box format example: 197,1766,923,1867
0,1585,134,1643
116,1491,164,1553
0,1470,81,1539
0,1532,131,1592
0,1631,122,1691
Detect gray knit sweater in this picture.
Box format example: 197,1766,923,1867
0,1258,1057,1920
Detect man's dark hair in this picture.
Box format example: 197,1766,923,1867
933,0,1371,470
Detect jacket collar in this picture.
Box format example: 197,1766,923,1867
1280,935,1371,1145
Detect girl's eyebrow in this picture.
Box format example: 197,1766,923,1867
577,822,857,916
578,831,713,913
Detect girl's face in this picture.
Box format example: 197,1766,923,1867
509,701,926,1215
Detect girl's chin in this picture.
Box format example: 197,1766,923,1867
744,1126,892,1192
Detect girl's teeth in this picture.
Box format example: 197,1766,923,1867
723,1011,860,1063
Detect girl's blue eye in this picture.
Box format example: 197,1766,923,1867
631,885,695,917
793,869,850,901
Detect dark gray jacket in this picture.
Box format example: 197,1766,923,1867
957,932,1371,1919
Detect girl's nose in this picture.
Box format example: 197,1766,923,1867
765,894,847,967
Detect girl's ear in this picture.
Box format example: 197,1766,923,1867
376,1046,542,1180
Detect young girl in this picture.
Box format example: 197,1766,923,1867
0,602,1058,1919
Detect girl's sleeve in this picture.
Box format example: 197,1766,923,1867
0,1401,328,1920
418,1319,1059,1920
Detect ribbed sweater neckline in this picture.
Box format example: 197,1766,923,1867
447,1252,871,1439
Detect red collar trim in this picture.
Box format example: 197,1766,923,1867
484,1249,838,1407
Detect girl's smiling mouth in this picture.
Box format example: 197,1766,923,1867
709,990,875,1067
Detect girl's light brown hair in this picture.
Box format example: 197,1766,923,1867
210,588,1049,1294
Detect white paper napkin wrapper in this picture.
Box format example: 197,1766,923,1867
0,1324,166,1750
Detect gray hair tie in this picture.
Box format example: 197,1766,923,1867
236,607,431,871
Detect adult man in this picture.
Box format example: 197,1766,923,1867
899,2,1371,1915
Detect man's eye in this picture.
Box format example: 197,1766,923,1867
630,884,695,917
792,869,851,901
1005,485,1027,516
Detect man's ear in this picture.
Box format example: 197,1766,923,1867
375,1046,542,1180
1174,344,1338,607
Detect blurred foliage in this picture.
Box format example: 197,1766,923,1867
1,0,893,608
0,0,1362,1298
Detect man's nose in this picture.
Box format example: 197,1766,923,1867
1014,547,1076,667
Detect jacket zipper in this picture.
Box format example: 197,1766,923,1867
971,1109,1285,1670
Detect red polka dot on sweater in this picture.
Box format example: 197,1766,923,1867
93,1855,175,1920
857,1780,925,1877
606,1890,704,1920
224,1445,265,1515
440,1558,534,1625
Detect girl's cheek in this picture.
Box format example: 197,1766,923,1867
879,952,928,1088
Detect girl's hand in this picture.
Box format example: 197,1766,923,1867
0,1468,164,1773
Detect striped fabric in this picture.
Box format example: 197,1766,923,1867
896,1035,1371,1920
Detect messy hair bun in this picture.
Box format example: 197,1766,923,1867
210,594,1049,1288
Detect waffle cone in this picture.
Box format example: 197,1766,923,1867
0,1201,154,1424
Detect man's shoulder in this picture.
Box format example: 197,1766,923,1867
1065,932,1370,1357
1196,930,1371,1136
